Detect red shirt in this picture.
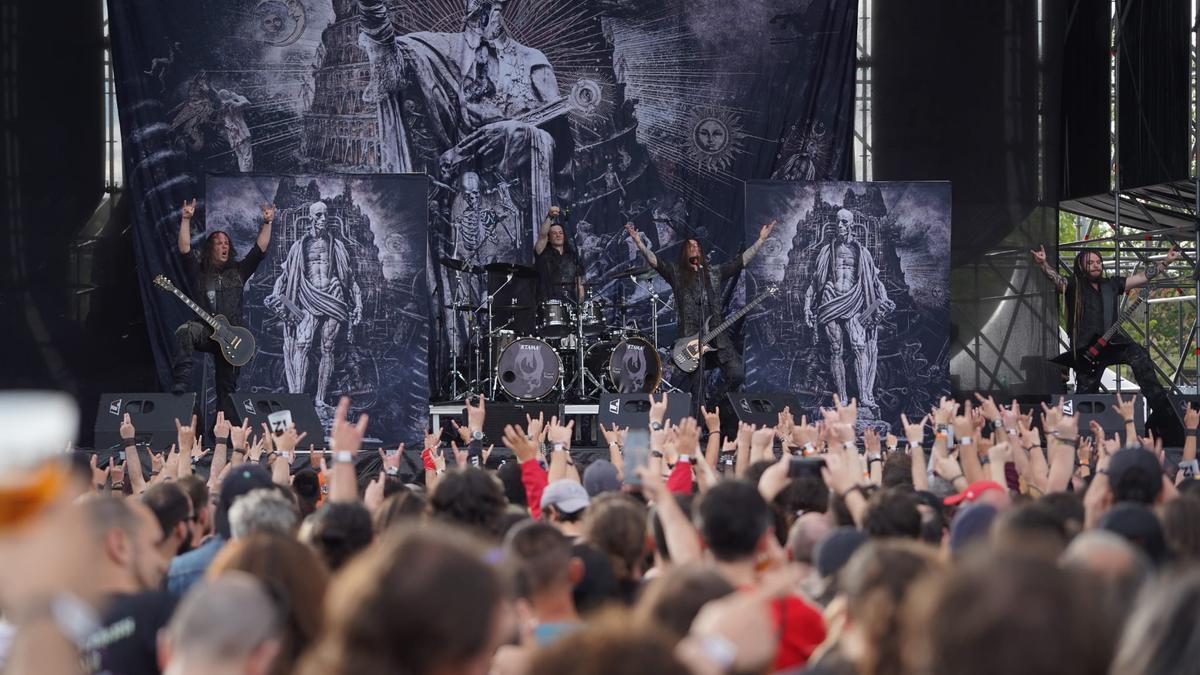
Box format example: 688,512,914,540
770,594,826,670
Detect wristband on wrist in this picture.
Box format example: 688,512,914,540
958,436,974,446
650,421,663,431
121,438,136,447
552,442,566,453
842,441,856,452
802,442,816,456
334,450,353,464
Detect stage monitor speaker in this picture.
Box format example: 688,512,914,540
1063,394,1144,440
438,401,562,446
228,393,327,449
598,393,691,430
725,392,803,427
95,393,197,452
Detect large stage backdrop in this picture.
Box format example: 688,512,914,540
204,173,430,443
109,0,858,439
742,181,951,430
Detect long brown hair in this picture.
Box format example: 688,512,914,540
678,239,704,286
1069,249,1103,348
207,534,330,675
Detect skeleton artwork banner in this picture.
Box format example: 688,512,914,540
201,173,431,444
741,181,952,431
109,0,858,412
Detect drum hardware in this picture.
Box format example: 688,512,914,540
439,256,485,275
484,261,538,278
487,270,521,399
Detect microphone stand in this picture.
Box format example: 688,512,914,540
695,257,709,415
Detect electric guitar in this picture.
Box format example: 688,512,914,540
672,286,779,373
1050,288,1148,375
153,275,257,367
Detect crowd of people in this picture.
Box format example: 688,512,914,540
2,390,1200,675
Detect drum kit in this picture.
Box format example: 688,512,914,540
440,257,674,402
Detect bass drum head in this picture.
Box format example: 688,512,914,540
497,337,561,401
608,336,661,394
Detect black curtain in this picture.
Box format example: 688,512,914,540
1117,0,1191,189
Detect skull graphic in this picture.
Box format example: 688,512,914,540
516,346,545,395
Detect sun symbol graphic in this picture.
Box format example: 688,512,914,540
684,106,745,174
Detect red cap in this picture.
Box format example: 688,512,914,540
943,480,1006,506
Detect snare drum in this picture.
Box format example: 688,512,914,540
584,336,662,394
540,300,573,338
579,298,608,336
496,337,562,401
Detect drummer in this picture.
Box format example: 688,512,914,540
534,205,584,304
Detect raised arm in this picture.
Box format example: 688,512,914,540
256,203,274,253
534,206,559,255
624,222,657,268
741,219,776,266
1029,245,1068,293
1126,245,1180,291
178,199,197,254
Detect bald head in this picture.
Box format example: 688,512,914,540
788,513,831,565
160,573,282,672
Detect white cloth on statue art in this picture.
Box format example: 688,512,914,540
275,234,353,322
811,241,884,325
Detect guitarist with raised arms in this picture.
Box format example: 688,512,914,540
1031,243,1180,421
170,198,274,421
625,219,776,409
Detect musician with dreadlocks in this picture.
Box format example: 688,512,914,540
1031,243,1180,418
171,199,274,420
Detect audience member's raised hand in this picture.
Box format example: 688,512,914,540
161,444,180,479
901,413,927,449
832,395,857,425
90,454,109,490
177,414,198,451
379,444,403,474
331,396,368,453
775,406,795,442
547,416,574,448
450,419,472,445
790,415,819,451
649,392,669,426
502,424,539,463
465,395,486,435
750,426,775,461
450,441,469,469
736,421,756,452
757,453,791,503
675,417,702,456
525,411,546,444
363,472,386,512
932,396,958,427
247,433,268,463
1114,393,1137,423
275,424,307,454
599,422,628,448
229,417,251,449
150,449,165,476
973,392,1002,422
701,405,721,434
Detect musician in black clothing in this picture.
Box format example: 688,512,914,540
1031,244,1180,414
534,205,583,303
171,199,274,420
626,219,776,407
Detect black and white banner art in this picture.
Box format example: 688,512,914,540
742,181,952,430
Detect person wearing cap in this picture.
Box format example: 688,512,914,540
166,465,274,596
541,480,590,538
943,479,1009,511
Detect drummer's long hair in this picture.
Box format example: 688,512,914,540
548,223,577,258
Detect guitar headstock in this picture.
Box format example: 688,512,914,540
153,275,176,292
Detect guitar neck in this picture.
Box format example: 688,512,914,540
702,293,771,344
1098,295,1146,343
169,286,218,328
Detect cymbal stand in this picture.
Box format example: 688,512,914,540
447,268,472,400
630,274,683,394
485,272,516,398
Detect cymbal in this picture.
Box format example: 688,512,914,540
442,302,533,312
485,262,536,277
442,303,482,312
607,266,655,281
440,257,484,274
490,301,533,311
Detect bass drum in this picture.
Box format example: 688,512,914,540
496,337,561,401
585,336,662,394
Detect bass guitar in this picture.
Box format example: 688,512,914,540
153,275,257,367
672,286,779,373
1050,288,1148,375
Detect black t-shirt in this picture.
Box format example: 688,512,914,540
180,244,266,326
1064,275,1127,347
535,246,580,302
83,591,178,675
653,257,743,350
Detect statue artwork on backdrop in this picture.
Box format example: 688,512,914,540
743,182,951,432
